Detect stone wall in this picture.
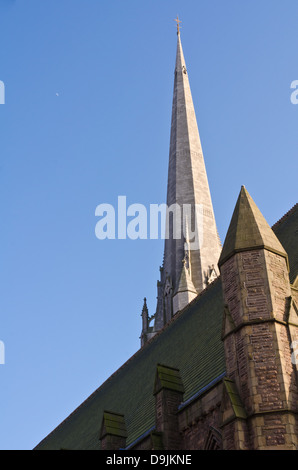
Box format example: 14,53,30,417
220,249,298,449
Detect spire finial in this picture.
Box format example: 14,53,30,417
174,15,182,35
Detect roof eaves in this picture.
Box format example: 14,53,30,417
271,203,298,231
178,371,226,411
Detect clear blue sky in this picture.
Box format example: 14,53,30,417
0,0,297,450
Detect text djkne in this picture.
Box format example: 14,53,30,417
95,196,204,250
106,454,192,467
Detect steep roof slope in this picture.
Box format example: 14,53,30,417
34,203,298,450
272,203,298,284
35,279,225,450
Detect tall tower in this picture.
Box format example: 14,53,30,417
141,20,221,342
219,186,298,450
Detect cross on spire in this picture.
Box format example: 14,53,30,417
174,15,182,34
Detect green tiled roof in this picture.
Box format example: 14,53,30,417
34,202,298,451
272,203,298,284
35,279,225,450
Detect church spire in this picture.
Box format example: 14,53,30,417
153,24,222,333
218,186,289,269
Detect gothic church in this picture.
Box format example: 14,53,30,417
35,25,298,451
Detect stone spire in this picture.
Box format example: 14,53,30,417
218,187,295,449
152,25,221,333
172,259,197,315
218,186,289,269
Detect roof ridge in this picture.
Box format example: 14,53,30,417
271,203,298,231
34,275,221,449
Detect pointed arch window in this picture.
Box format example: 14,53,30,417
204,426,222,450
